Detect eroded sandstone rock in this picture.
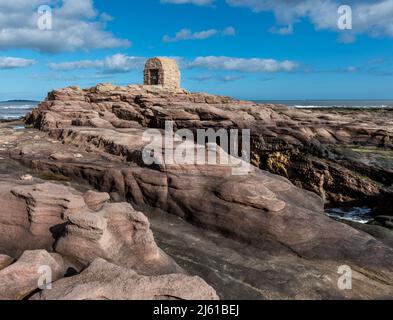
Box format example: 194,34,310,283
25,85,393,204
0,254,13,271
83,190,110,211
0,181,86,256
14,86,393,278
32,258,218,300
0,178,181,276
55,202,182,275
0,84,391,299
0,250,67,300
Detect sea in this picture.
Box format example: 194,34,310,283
255,99,393,109
326,206,374,224
0,100,38,121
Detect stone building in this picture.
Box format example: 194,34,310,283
144,57,180,89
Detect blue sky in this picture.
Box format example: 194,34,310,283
0,0,393,101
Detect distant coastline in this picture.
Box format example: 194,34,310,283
1,99,39,104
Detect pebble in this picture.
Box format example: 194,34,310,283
20,174,34,182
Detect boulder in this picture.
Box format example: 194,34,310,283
0,181,86,256
55,202,182,275
32,258,218,300
83,190,110,211
19,174,33,181
0,250,67,300
0,178,180,277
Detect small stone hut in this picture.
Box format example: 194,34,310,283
144,57,180,89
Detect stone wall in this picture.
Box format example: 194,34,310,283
144,57,180,89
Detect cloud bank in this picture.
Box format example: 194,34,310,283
188,56,298,72
0,57,36,69
162,0,393,38
49,54,145,74
227,0,393,37
161,0,214,6
0,0,130,53
163,27,236,42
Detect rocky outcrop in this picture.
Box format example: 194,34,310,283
0,180,85,256
148,207,393,299
25,85,393,205
8,122,385,268
32,258,218,300
0,84,392,299
56,202,182,275
0,177,181,276
0,250,67,300
18,85,393,267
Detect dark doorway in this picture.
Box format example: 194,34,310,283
149,69,160,85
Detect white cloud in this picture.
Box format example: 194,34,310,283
101,54,145,74
270,24,294,35
161,0,214,6
166,0,393,38
226,0,393,38
346,66,358,73
219,74,243,81
163,27,236,42
0,57,36,69
30,73,114,82
49,54,145,74
191,74,242,82
0,0,130,53
163,29,218,42
188,56,298,72
222,26,236,36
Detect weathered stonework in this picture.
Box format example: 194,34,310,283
144,57,180,89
